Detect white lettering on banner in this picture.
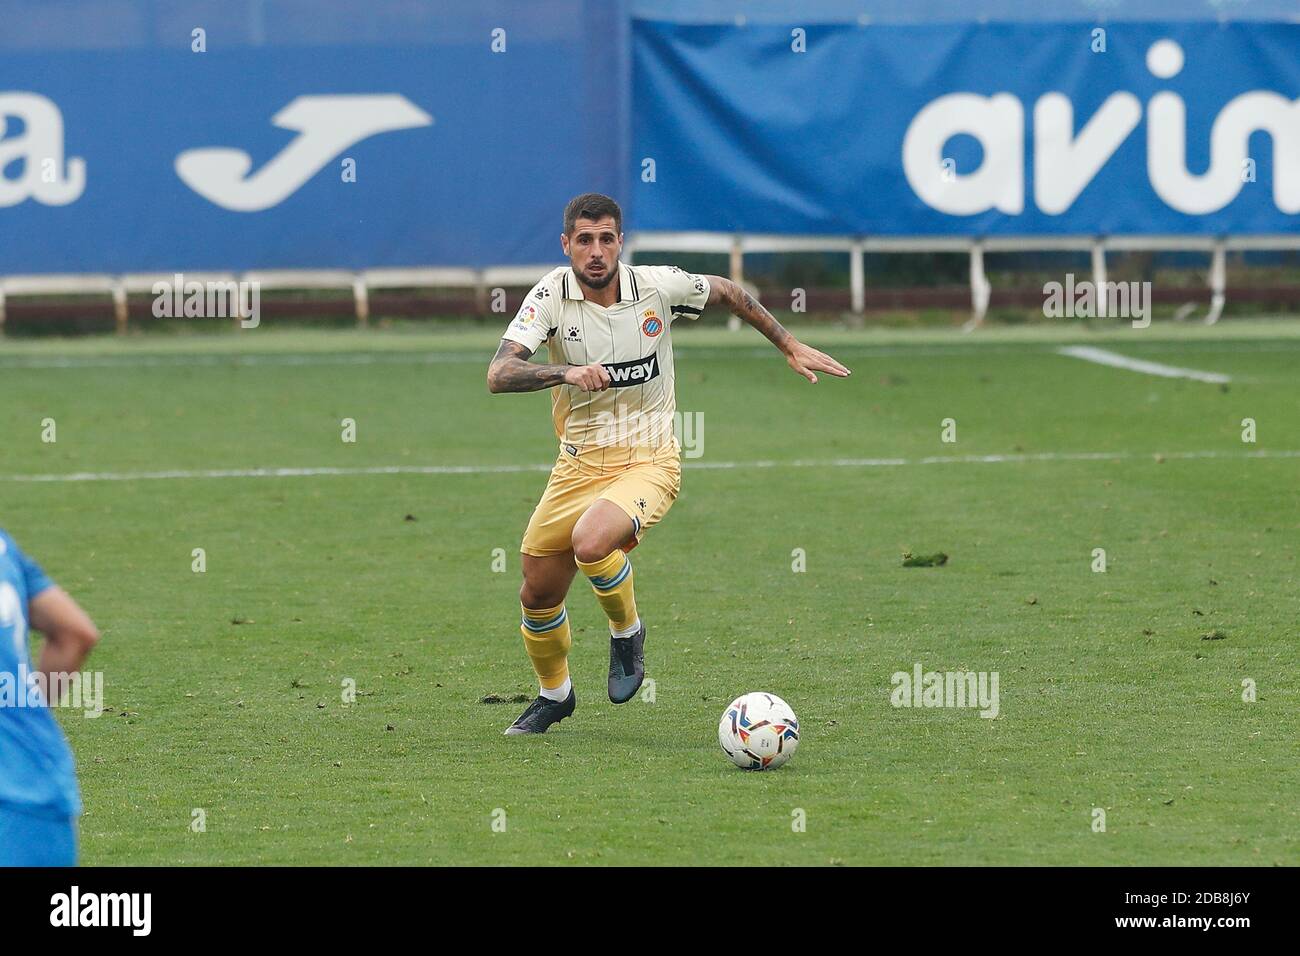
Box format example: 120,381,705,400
175,94,432,212
0,93,86,206
903,40,1300,216
1149,91,1300,214
1034,93,1142,214
903,93,1024,215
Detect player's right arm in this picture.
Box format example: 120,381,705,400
486,280,611,393
486,339,610,393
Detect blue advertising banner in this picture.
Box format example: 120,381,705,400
1,12,1296,275
0,35,624,273
632,21,1300,236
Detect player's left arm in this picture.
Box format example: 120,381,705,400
704,276,851,384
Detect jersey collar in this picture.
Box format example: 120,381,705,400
563,264,638,304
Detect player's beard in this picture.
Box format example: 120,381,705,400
578,260,618,290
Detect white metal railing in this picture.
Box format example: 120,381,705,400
0,265,559,332
627,231,1300,331
2,232,1299,333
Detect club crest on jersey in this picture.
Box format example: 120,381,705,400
641,310,663,338
601,354,660,387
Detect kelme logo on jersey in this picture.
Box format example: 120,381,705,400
601,354,660,387
641,310,663,337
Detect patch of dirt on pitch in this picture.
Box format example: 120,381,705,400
902,551,948,567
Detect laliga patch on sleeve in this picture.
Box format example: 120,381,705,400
511,304,539,331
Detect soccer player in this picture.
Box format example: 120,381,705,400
0,529,100,865
487,193,849,734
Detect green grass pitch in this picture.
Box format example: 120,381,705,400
1,321,1296,865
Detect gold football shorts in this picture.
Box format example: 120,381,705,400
520,449,681,557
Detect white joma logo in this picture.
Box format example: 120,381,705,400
50,886,151,936
175,94,433,212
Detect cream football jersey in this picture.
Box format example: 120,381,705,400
502,263,710,470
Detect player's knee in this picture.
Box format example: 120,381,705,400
519,580,561,611
570,528,613,565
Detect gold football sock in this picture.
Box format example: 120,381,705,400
576,550,638,633
519,602,572,691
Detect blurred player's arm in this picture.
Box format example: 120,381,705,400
704,276,851,384
487,340,611,393
27,587,100,682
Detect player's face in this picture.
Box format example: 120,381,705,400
562,216,622,290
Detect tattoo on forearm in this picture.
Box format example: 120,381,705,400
487,340,571,392
721,279,792,351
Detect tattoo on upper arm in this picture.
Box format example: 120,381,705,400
493,339,534,363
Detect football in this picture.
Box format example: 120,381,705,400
718,692,800,770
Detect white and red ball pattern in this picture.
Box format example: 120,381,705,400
718,692,800,770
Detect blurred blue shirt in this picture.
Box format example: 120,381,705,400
0,529,80,818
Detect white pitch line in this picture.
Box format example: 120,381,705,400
0,463,555,483
3,338,1298,371
1057,345,1231,383
0,347,1007,369
0,352,488,370
3,449,1297,484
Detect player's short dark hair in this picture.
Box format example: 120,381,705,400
564,193,622,235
